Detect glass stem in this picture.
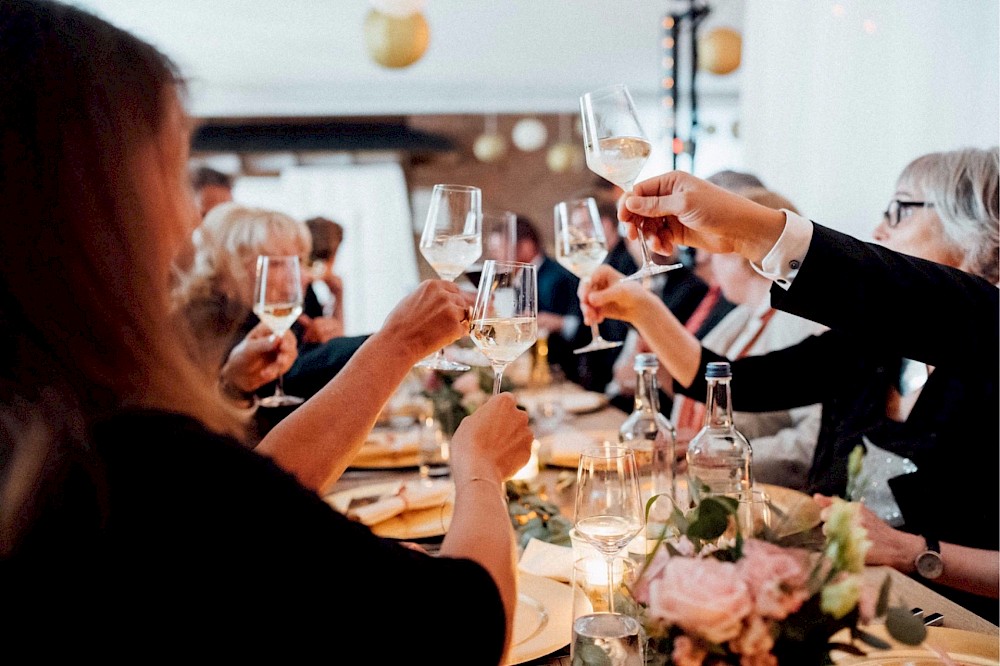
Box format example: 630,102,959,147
590,323,604,343
606,555,616,613
636,220,654,267
492,364,507,395
274,373,286,397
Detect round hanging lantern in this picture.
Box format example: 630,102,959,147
511,118,548,152
698,27,742,75
364,5,430,69
546,142,582,173
473,133,508,163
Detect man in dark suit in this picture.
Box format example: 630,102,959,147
514,215,586,385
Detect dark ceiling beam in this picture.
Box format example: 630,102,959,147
191,119,455,153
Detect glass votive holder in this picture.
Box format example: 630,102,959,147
571,612,644,666
571,555,638,620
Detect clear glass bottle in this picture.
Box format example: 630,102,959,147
685,361,753,503
618,353,677,524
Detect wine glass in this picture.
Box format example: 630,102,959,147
468,260,538,395
465,210,516,289
416,184,483,372
579,83,682,283
253,255,305,407
554,197,622,354
574,444,643,613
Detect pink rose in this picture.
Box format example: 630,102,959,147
646,557,753,644
738,539,810,620
671,635,708,666
729,614,775,658
739,651,778,666
632,537,697,605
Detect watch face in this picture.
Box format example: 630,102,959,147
916,551,944,579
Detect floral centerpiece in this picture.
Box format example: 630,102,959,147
631,487,927,666
420,367,500,436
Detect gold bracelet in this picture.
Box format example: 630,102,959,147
459,476,507,504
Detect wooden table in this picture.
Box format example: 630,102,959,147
331,400,997,665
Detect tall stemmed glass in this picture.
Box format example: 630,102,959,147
580,83,681,283
574,444,643,613
554,197,623,354
466,210,516,289
469,260,538,395
417,184,483,372
253,255,305,407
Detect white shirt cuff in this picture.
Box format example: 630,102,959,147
750,210,814,290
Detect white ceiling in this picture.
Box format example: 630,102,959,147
70,0,745,117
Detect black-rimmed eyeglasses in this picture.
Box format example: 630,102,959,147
883,199,933,228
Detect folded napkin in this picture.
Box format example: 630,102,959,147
351,430,421,466
542,429,620,468
346,481,451,526
518,537,574,583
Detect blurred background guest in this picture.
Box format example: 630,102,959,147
302,216,345,343
191,165,234,219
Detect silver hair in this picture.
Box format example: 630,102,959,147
898,147,999,284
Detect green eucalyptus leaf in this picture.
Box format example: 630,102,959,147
885,606,928,645
853,627,892,650
876,574,891,616
686,498,731,540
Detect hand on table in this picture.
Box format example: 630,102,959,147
813,494,922,573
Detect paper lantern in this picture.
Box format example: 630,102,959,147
546,142,582,173
473,133,508,163
364,8,430,69
698,27,742,75
511,118,548,152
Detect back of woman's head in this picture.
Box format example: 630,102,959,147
898,147,1000,284
0,1,241,549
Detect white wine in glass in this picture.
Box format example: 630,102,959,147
580,83,682,283
469,260,537,395
574,445,643,613
554,197,623,354
253,255,305,408
417,184,483,372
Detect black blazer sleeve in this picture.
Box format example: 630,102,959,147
770,223,999,369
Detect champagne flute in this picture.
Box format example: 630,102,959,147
580,83,682,283
416,184,483,372
253,255,305,407
468,260,538,395
554,197,622,354
574,445,643,613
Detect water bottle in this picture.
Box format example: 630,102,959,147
618,353,677,526
685,361,753,503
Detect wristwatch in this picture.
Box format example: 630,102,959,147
914,535,944,580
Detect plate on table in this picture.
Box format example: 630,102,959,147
758,483,823,538
507,572,575,665
518,389,609,416
831,625,999,665
325,481,453,540
539,429,622,469
348,428,421,470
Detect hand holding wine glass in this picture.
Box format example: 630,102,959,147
468,260,538,395
579,83,681,283
253,255,305,407
574,444,643,613
554,197,623,355
417,184,483,372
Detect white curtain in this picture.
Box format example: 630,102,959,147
277,163,420,336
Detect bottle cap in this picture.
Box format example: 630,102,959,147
634,353,659,370
705,361,732,379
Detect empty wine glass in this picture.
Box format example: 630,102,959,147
580,83,682,283
253,255,305,407
417,184,483,372
554,197,622,354
574,445,643,613
468,260,538,395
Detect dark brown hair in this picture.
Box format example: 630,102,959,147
0,0,242,551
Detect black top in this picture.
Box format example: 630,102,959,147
675,223,999,619
2,409,506,660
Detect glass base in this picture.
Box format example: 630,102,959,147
415,356,471,372
258,393,305,408
574,339,624,355
621,262,684,282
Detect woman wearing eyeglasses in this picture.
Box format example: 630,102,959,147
581,147,999,621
